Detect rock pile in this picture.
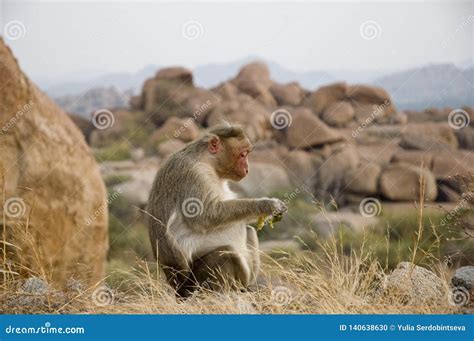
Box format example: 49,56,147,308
82,61,472,204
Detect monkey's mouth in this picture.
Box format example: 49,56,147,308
232,169,248,181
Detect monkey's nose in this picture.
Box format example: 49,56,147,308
245,169,249,174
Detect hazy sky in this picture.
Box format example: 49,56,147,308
1,0,472,84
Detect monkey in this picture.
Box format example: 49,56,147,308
147,124,287,296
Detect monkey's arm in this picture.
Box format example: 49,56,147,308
185,197,284,233
179,165,286,233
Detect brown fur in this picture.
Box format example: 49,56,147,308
147,124,286,296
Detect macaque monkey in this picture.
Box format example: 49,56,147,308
147,124,287,296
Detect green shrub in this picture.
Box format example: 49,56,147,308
304,209,474,269
104,174,133,187
94,142,131,162
107,189,151,263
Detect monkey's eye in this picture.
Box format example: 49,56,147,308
240,151,248,158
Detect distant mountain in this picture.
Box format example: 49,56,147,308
373,63,474,110
45,59,474,113
193,57,335,90
45,58,336,98
192,57,255,88
46,65,158,97
54,87,131,118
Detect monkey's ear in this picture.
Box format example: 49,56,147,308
207,134,221,154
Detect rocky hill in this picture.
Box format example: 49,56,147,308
45,60,473,114
374,64,474,109
86,62,473,211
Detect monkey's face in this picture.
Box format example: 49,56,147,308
210,136,253,181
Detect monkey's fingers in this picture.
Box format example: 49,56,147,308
272,212,284,222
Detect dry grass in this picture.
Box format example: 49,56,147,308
1,174,471,315
0,232,462,315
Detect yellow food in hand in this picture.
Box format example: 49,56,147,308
256,213,284,231
257,216,266,230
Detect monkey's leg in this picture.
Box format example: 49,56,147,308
191,246,251,291
246,225,260,284
163,267,196,297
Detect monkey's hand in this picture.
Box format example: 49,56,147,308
258,198,288,216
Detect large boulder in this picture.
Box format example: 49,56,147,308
354,125,404,144
248,142,289,166
400,123,459,151
155,139,186,159
0,38,108,285
379,163,438,201
150,116,200,143
232,61,272,87
391,151,434,169
347,84,392,105
231,62,276,107
344,163,381,195
89,109,140,148
313,144,360,204
306,82,348,116
352,101,396,124
352,102,375,123
207,95,271,142
321,101,355,127
237,82,277,108
285,150,320,188
431,151,474,180
69,114,95,144
212,82,239,101
404,107,452,124
137,67,218,125
284,108,344,148
155,67,193,84
455,126,474,150
348,85,396,123
357,143,402,167
270,82,306,106
452,266,474,295
236,162,292,197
